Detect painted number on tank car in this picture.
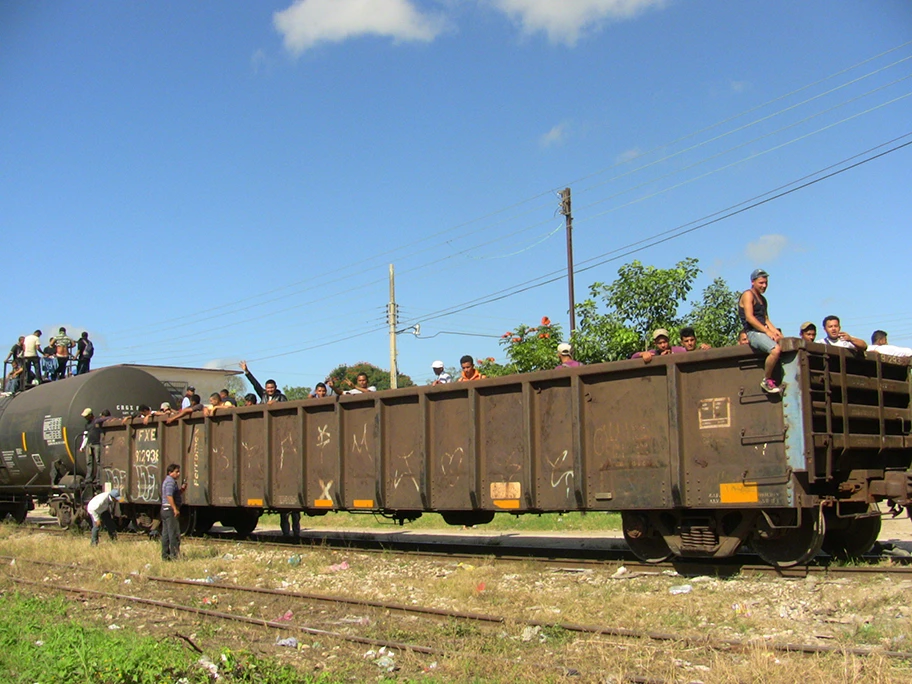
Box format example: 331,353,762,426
42,416,64,446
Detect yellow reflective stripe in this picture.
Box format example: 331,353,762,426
62,427,75,463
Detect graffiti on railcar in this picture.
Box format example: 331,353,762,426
133,464,158,500
439,446,466,487
318,478,334,501
392,450,420,492
104,467,127,494
547,449,574,498
351,423,372,460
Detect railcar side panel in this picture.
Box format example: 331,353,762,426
427,388,473,510
238,411,267,507
382,394,424,511
269,407,302,508
209,414,237,506
534,377,577,511
582,367,672,509
305,402,340,509
478,384,526,512
340,399,379,510
679,355,791,509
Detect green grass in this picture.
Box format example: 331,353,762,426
260,510,622,533
0,592,318,683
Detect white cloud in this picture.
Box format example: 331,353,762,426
250,48,270,74
274,0,445,55
730,80,751,93
615,147,642,164
745,234,790,264
539,122,568,147
491,0,666,46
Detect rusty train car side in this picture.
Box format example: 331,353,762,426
101,340,912,566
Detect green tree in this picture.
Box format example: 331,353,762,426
571,258,703,363
499,316,564,373
684,277,742,348
326,361,414,392
283,386,313,401
224,375,249,402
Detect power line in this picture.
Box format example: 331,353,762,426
103,41,912,339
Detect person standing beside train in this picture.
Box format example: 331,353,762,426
161,463,186,561
87,488,120,546
738,268,782,394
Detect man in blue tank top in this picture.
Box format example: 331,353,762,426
738,269,782,394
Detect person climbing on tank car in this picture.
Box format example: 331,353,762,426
738,269,782,394
81,408,112,489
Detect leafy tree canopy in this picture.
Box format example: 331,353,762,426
489,258,740,368
283,386,313,401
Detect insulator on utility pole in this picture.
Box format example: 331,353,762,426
561,187,576,333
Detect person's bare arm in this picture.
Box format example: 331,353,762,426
843,332,867,350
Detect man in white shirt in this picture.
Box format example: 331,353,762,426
22,330,45,385
431,360,452,385
87,489,120,546
868,330,912,358
818,316,867,351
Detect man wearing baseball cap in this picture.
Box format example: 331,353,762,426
556,343,582,368
799,321,817,343
631,329,686,364
431,360,452,385
738,268,782,394
87,488,120,546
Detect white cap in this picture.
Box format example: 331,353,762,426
431,360,444,369
557,343,572,355
81,408,93,417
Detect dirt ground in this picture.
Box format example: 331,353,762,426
4,511,912,682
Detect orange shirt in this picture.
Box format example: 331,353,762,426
458,369,485,381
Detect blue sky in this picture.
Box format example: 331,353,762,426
2,0,910,388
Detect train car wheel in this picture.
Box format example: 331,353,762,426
3,502,28,525
194,510,216,535
751,508,825,567
220,510,260,536
622,512,672,563
822,513,881,559
178,508,197,537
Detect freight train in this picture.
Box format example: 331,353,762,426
1,340,910,567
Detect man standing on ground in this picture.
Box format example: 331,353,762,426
738,268,782,394
161,463,186,561
75,332,93,375
22,330,44,386
87,489,120,546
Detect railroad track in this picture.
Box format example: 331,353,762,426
16,518,912,577
4,554,911,664
191,528,912,579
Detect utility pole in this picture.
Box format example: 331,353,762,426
388,264,398,389
561,187,576,332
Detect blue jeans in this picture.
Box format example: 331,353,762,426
91,510,116,545
161,508,181,560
